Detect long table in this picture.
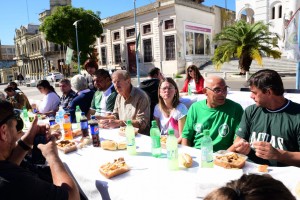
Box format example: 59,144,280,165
180,91,300,109
59,129,300,200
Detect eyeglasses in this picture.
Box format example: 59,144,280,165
160,87,175,91
205,86,229,94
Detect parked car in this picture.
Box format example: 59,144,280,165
46,72,64,82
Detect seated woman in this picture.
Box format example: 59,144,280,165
35,80,60,115
68,74,94,122
154,77,188,143
181,65,204,94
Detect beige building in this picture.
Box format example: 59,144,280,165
97,0,236,76
0,42,17,83
14,0,71,82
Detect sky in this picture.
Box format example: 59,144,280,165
0,0,235,45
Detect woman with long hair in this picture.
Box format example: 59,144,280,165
35,80,60,115
154,77,188,143
181,65,204,94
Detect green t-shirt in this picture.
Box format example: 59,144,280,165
237,100,300,166
182,99,244,151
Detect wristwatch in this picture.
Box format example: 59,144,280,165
17,139,32,151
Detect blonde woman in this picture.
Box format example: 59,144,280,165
154,77,188,143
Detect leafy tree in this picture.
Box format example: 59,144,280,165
40,6,102,65
213,20,282,74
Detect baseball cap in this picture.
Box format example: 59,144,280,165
0,100,24,131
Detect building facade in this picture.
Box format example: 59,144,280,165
236,0,300,51
97,0,236,76
0,42,17,83
14,0,71,82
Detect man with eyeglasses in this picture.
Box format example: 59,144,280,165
0,100,80,199
182,76,244,151
228,69,300,167
59,79,77,110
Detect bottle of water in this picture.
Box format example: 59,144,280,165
58,106,65,124
80,112,89,137
201,129,214,168
166,129,178,170
89,115,100,147
188,83,192,95
125,120,136,155
150,120,161,158
75,105,82,128
55,112,60,124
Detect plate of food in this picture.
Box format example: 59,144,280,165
101,140,127,150
99,157,130,179
57,140,77,154
214,150,248,169
118,126,139,136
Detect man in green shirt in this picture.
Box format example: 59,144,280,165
228,69,300,167
87,69,117,119
182,76,243,151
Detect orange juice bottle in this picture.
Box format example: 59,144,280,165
63,114,73,140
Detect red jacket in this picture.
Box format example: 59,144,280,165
181,77,204,94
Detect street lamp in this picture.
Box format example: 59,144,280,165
73,20,82,74
134,0,140,86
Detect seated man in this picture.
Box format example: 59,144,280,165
4,86,32,110
140,67,164,121
87,69,117,119
0,100,79,199
99,70,150,135
182,76,244,151
68,75,94,122
228,69,300,167
59,79,77,110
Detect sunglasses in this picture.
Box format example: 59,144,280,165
0,110,24,131
188,70,193,73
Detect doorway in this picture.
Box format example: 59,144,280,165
127,42,136,74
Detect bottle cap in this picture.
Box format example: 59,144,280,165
203,129,210,136
151,120,157,126
81,112,85,115
126,120,132,125
168,129,174,135
63,114,69,119
91,115,96,120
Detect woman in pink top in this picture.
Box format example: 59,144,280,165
181,65,204,94
154,78,188,143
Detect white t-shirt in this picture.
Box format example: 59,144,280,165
38,92,60,113
153,103,188,138
188,79,196,93
99,84,114,116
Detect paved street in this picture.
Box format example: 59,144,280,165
0,75,296,102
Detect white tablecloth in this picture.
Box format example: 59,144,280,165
59,129,300,200
180,91,300,109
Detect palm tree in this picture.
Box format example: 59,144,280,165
213,20,282,75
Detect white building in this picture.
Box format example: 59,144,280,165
98,0,236,76
236,0,300,51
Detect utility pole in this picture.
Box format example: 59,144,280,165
73,20,82,74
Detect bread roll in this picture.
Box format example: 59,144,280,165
72,129,82,137
214,153,246,169
57,140,77,154
50,124,60,132
101,140,117,150
99,157,130,179
117,141,127,150
180,153,193,168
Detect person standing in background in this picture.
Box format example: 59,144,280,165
84,59,98,91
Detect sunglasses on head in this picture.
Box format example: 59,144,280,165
0,110,24,131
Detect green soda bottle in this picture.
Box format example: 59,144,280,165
125,120,136,155
150,120,161,158
188,83,192,95
201,129,214,168
166,129,178,170
22,106,30,127
75,105,82,128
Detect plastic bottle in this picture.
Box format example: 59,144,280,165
188,83,192,95
48,115,56,126
63,114,73,140
201,129,214,168
75,105,82,128
80,112,89,137
22,106,30,127
166,129,178,170
150,120,161,158
125,120,136,155
89,115,100,147
55,112,60,124
58,106,65,124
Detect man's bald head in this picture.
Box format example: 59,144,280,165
204,76,226,88
203,75,228,108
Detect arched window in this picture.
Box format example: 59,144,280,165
278,5,282,18
272,7,275,19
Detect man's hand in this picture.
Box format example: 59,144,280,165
99,119,120,129
253,141,279,160
38,136,59,162
232,139,251,155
